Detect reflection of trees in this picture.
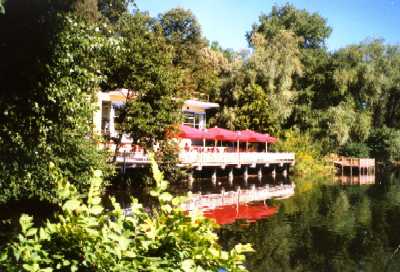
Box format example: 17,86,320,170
218,169,400,271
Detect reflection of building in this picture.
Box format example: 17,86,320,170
93,90,295,177
336,175,375,185
181,183,295,211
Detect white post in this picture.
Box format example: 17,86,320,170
265,141,268,152
257,167,263,179
243,166,248,180
211,168,217,184
228,168,234,184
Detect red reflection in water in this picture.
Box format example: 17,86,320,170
203,203,278,225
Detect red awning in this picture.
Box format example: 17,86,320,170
177,125,209,140
238,129,277,143
178,125,277,143
203,203,278,225
207,127,238,141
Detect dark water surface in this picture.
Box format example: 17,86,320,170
1,167,400,272
216,169,400,272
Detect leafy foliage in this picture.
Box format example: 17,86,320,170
247,3,332,49
105,11,182,150
0,157,252,271
274,129,333,177
367,127,400,162
0,14,115,203
339,142,370,158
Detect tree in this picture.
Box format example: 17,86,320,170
98,0,134,22
0,6,115,202
247,3,332,49
216,30,303,134
105,11,182,151
159,8,206,67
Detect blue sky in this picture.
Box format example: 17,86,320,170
135,0,400,52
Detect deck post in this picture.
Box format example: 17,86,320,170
271,166,276,178
243,166,248,180
350,158,353,177
257,167,263,179
283,164,288,177
228,168,234,184
211,168,217,184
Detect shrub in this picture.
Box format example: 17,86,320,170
274,129,333,177
339,142,370,158
367,127,400,162
0,156,252,272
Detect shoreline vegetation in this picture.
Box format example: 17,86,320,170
0,0,399,271
0,156,253,271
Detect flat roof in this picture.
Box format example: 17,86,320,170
183,99,219,109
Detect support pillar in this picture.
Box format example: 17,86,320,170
257,167,263,179
271,166,276,178
228,168,234,184
211,168,217,185
243,166,248,180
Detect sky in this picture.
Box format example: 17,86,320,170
135,0,400,52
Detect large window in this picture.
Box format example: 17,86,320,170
183,111,205,128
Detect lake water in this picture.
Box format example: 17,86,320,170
212,168,400,272
107,167,400,271
1,167,400,271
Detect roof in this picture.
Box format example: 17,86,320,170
99,90,220,109
183,99,219,110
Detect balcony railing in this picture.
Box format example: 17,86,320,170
115,150,295,167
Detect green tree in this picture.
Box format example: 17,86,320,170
216,30,302,134
0,8,115,202
105,11,182,151
247,3,332,49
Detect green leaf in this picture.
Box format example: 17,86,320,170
62,199,81,211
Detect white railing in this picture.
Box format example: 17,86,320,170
115,151,295,166
178,152,295,166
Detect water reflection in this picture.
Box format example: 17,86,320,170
218,168,400,271
181,174,293,224
336,173,376,185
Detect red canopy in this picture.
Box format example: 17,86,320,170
203,203,278,225
207,127,238,141
177,125,209,140
178,125,277,143
238,130,277,143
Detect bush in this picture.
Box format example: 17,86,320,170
0,156,252,272
274,129,333,177
367,127,400,162
339,142,370,158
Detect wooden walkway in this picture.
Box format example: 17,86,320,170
330,156,375,176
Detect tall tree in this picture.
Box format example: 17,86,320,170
0,1,115,203
105,11,181,150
